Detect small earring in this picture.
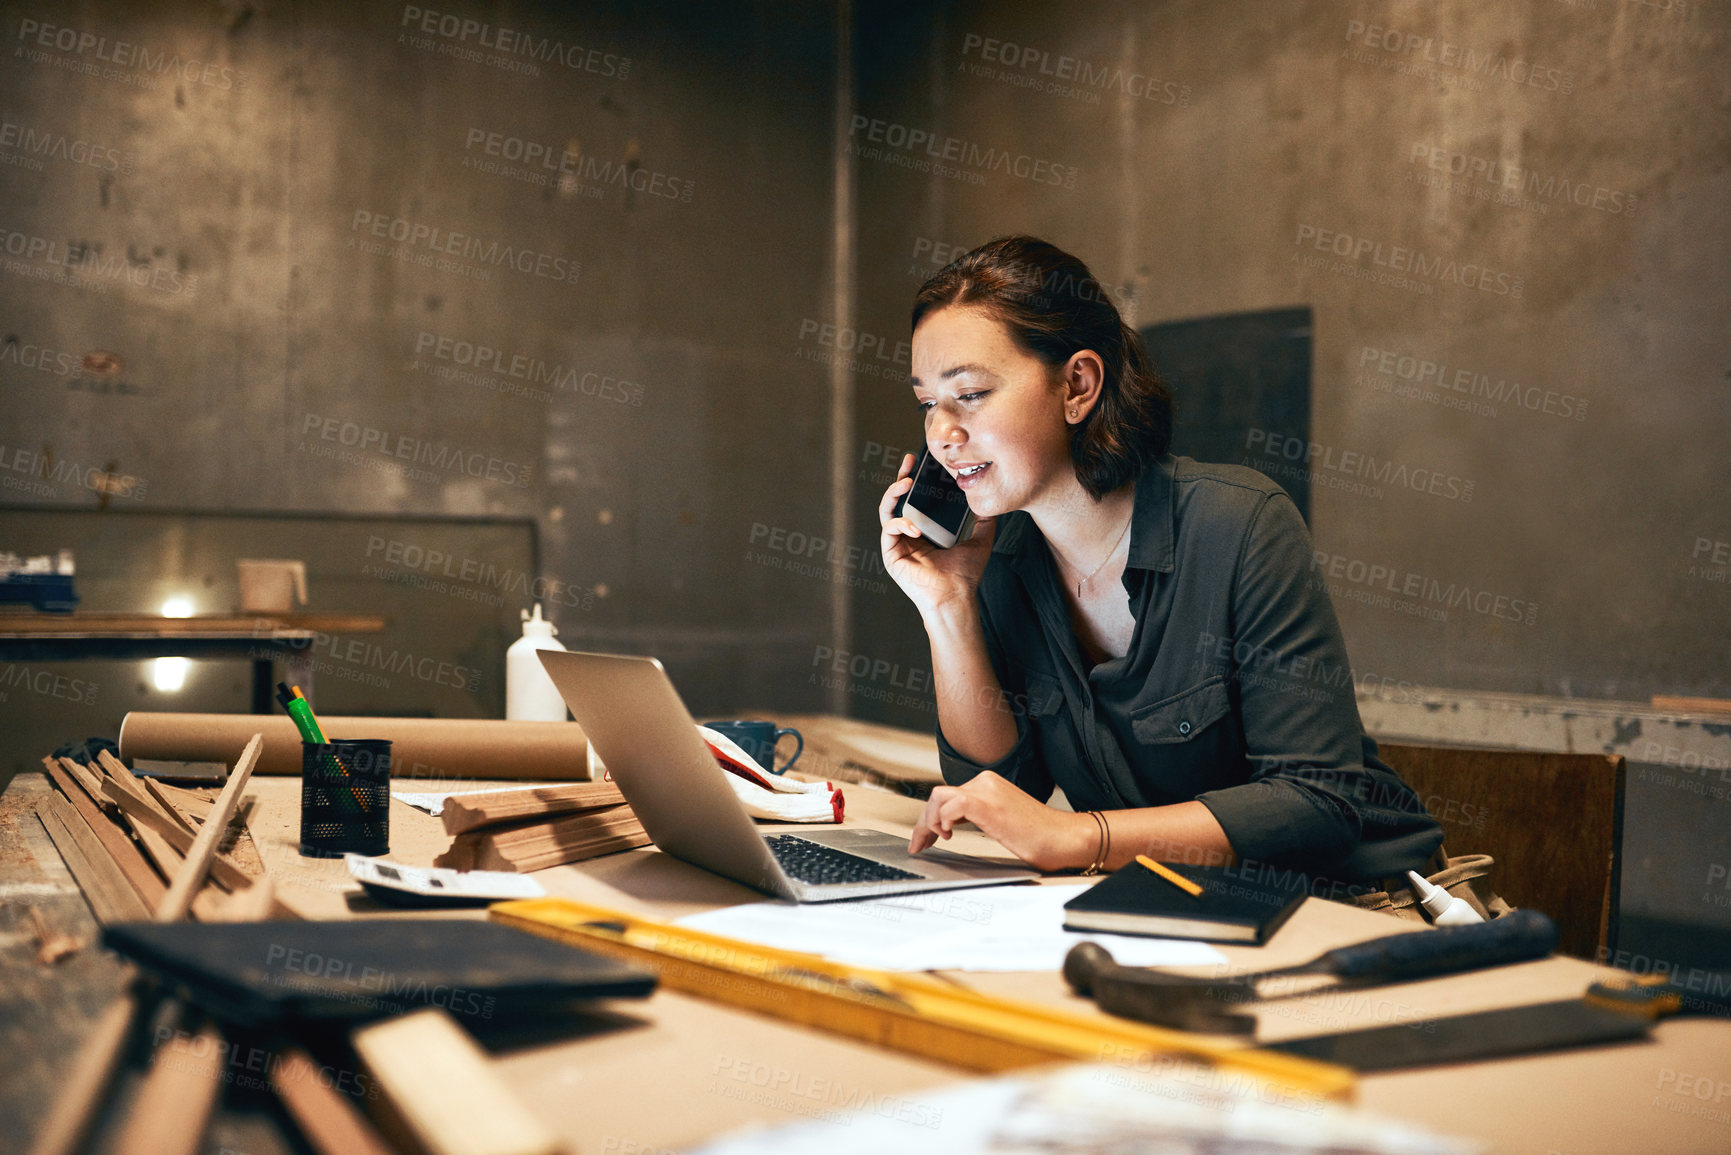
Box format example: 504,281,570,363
1068,409,1078,420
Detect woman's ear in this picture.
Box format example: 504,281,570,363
1061,349,1106,424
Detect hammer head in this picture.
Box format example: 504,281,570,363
1063,941,1258,1035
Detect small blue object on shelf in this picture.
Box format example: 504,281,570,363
0,551,79,612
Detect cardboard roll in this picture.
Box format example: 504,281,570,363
118,712,590,780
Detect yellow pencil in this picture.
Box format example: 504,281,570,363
1136,854,1204,897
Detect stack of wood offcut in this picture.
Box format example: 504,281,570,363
35,749,296,924
434,781,651,872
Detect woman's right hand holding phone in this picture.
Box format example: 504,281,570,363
879,453,996,622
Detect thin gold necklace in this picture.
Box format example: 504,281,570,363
1050,511,1133,599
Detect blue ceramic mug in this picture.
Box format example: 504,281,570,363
704,720,802,774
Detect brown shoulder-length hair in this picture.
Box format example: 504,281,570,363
911,236,1171,500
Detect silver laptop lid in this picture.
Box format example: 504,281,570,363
536,650,792,896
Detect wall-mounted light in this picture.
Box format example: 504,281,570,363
154,596,195,690
152,657,189,692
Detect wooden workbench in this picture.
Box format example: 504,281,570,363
0,611,387,713
3,726,1729,1154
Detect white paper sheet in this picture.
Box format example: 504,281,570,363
674,883,1227,972
689,1063,1477,1155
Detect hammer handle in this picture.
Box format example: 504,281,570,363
1319,908,1557,982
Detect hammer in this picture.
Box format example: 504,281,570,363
1065,908,1559,1034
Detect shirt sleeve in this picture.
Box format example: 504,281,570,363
1193,492,1441,876
934,584,1057,803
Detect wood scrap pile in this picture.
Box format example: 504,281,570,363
34,743,294,924
27,736,569,1155
433,781,650,872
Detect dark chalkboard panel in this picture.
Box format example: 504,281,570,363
1140,306,1313,523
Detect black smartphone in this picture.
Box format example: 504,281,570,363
893,447,977,548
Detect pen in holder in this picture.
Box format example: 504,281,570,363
299,738,391,858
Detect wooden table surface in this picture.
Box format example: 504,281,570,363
4,723,1730,1154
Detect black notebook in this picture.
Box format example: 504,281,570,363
103,918,656,1026
1062,862,1307,944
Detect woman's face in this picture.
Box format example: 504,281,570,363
910,305,1074,519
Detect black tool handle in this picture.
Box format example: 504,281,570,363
1320,908,1558,981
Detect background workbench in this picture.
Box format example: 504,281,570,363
0,611,387,714
3,737,1728,1153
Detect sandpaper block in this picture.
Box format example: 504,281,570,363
102,919,655,1027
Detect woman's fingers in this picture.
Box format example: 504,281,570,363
937,791,979,838
909,786,959,853
878,476,916,528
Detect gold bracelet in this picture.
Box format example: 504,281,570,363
1082,810,1107,875
1100,810,1111,872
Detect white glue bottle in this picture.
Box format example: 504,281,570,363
1407,870,1485,927
506,604,569,721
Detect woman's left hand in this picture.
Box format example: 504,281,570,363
908,770,1094,873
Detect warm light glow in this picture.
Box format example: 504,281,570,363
161,596,195,618
153,657,190,692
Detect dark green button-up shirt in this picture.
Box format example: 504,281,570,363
936,454,1443,885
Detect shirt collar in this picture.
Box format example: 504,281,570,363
991,453,1176,576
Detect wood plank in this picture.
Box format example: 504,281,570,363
111,1019,227,1155
1651,694,1731,716
96,760,204,845
441,782,628,835
40,758,166,913
125,820,231,923
116,757,267,881
25,740,281,1155
351,1008,564,1155
158,735,262,921
141,780,198,837
23,994,141,1155
435,806,651,872
58,759,116,814
96,780,301,920
148,780,215,822
34,801,150,924
99,778,253,893
97,752,203,838
269,1046,397,1155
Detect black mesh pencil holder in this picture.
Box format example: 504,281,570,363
299,739,391,858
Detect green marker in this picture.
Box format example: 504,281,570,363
277,681,369,815
276,682,327,743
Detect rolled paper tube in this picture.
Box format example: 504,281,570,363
119,713,590,780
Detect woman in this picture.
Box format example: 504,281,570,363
881,236,1441,887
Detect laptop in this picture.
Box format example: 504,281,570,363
538,649,1036,902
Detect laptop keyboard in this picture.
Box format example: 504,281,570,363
765,835,922,885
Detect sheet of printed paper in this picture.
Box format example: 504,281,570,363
675,883,1228,972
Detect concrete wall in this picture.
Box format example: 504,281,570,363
1,0,845,736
